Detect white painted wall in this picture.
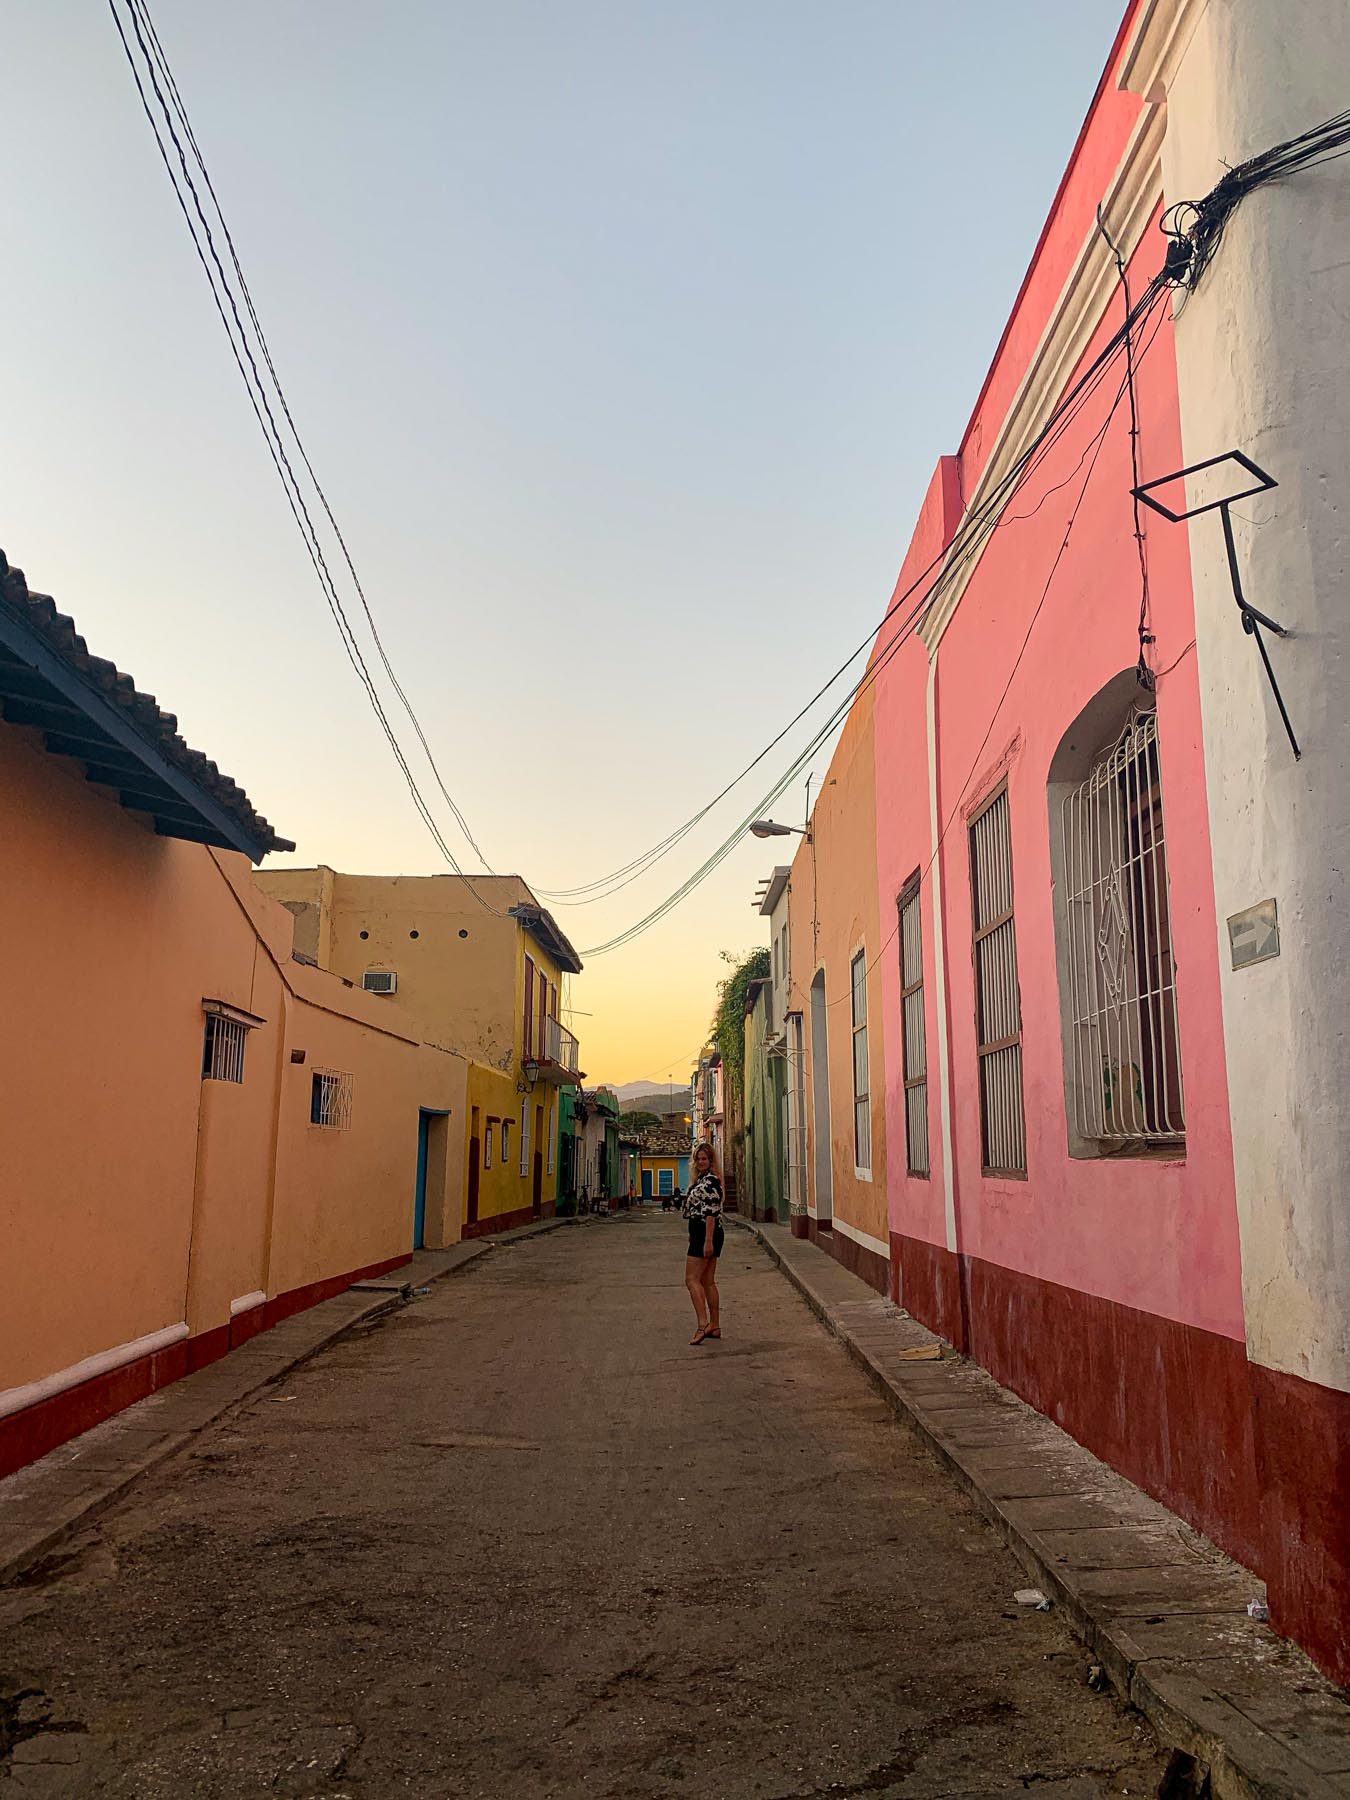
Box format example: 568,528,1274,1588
1131,0,1350,1392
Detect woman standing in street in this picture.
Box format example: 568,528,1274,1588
683,1142,724,1345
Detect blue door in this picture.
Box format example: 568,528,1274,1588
641,1168,653,1199
414,1110,431,1249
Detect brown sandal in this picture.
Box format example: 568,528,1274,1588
690,1325,711,1345
706,1327,722,1339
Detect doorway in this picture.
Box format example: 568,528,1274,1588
467,1106,481,1227
810,970,833,1227
414,1108,450,1250
532,1102,544,1217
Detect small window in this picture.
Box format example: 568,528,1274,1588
501,1119,512,1162
519,1098,529,1177
969,786,1026,1175
484,1121,495,1168
202,1012,248,1084
658,1168,674,1196
850,949,871,1173
898,880,929,1176
310,1068,352,1129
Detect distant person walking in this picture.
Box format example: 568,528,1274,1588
683,1143,724,1345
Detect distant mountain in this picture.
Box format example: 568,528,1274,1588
612,1081,694,1112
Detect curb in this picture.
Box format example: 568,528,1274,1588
737,1217,1350,1800
0,1216,575,1591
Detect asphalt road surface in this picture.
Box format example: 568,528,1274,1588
0,1213,1166,1798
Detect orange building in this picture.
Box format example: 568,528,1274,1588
0,553,467,1478
787,680,889,1290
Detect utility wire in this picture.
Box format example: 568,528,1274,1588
129,0,493,875
559,274,1168,921
579,280,1170,954
556,104,1350,927
110,0,500,909
822,300,1169,1007
1096,203,1154,689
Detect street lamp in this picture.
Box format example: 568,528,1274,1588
750,819,810,840
522,1058,540,1087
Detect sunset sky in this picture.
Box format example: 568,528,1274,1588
3,0,1121,1084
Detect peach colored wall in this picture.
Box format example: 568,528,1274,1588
791,683,888,1250
0,724,468,1407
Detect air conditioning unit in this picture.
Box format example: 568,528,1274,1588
362,970,398,996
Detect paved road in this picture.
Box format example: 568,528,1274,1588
0,1214,1165,1798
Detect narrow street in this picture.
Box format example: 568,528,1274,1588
1,1219,1165,1799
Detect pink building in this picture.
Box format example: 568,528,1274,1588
796,0,1350,1686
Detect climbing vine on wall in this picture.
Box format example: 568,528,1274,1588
710,946,770,1105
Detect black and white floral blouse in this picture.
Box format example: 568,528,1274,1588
682,1173,723,1220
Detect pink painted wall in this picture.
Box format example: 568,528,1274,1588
871,30,1245,1347
871,457,963,1264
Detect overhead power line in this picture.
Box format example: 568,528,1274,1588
578,275,1171,956
109,0,499,906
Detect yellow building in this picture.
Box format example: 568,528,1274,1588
255,870,584,1235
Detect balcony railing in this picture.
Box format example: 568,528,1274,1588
533,1013,581,1084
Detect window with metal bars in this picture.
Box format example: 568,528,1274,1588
969,786,1026,1176
850,949,872,1173
897,878,929,1176
309,1068,353,1129
1061,710,1184,1146
202,1011,248,1084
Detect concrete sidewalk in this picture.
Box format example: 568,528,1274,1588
738,1216,1350,1800
0,1215,581,1591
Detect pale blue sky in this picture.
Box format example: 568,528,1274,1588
2,1,1123,1079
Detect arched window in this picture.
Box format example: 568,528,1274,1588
1048,674,1185,1156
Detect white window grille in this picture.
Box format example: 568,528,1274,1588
202,1011,248,1084
969,787,1026,1175
501,1119,512,1164
898,881,929,1176
850,949,872,1172
519,1098,529,1177
484,1121,494,1168
1062,710,1184,1144
309,1068,353,1129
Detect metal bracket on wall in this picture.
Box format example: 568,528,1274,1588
1133,450,1300,760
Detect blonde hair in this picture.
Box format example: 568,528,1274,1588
692,1140,722,1182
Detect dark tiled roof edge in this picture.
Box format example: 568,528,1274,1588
0,551,293,856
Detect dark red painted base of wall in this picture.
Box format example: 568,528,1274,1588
891,1230,967,1351
1249,1362,1350,1687
885,1228,1350,1687
808,1219,889,1296
461,1200,555,1241
790,1214,810,1239
0,1250,410,1483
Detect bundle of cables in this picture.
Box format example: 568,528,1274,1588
1162,105,1350,288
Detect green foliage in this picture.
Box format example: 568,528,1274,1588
711,946,771,1104
620,1110,662,1135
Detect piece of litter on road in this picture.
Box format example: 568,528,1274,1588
413,1286,432,1296
897,1344,941,1361
1247,1598,1269,1621
268,1395,297,1403
1014,1588,1052,1610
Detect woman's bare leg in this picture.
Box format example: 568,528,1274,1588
685,1255,710,1338
701,1259,720,1333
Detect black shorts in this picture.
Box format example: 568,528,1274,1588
687,1219,724,1259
